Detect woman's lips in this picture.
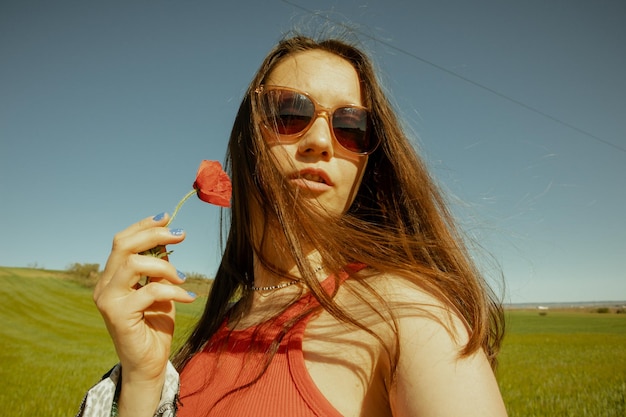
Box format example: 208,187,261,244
289,168,333,192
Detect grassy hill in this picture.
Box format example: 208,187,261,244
0,266,204,417
1,266,624,416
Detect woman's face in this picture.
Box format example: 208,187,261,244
262,49,368,217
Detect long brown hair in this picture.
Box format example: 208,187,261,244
173,34,504,374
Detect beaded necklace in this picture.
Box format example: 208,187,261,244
249,265,323,291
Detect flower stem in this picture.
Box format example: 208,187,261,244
166,188,197,226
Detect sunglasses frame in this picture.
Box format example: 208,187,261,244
255,85,379,155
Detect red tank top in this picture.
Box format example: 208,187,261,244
177,268,361,417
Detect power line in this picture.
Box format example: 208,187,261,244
281,0,626,154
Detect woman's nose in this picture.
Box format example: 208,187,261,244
297,114,334,158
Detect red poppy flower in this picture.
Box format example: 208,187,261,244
193,160,232,207
163,160,232,227
142,160,231,262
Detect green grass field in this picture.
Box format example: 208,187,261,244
1,267,624,416
0,267,204,417
498,309,626,416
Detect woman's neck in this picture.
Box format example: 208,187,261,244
251,248,324,289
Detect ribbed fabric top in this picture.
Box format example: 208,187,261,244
178,267,361,417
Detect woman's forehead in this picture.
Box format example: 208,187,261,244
265,50,362,106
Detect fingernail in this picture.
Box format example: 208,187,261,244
177,270,186,280
153,212,165,221
169,228,184,236
187,291,196,298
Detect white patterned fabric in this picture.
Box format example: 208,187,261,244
76,362,180,417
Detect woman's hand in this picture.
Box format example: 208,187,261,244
93,213,196,416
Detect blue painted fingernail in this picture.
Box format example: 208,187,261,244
169,228,184,236
177,270,186,280
187,291,196,298
153,212,165,221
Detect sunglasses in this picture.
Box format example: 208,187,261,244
256,85,379,155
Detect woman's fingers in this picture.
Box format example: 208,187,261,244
96,214,186,294
97,281,194,329
96,254,183,301
134,282,197,310
113,212,171,241
113,254,185,290
113,226,185,258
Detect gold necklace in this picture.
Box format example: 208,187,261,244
249,265,323,292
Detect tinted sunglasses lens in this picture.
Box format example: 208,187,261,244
332,107,370,153
261,88,375,154
263,90,314,135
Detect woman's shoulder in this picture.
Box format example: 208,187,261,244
346,269,453,312
342,269,470,344
355,271,507,416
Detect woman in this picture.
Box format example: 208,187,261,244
79,35,507,417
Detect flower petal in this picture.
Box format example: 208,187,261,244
193,160,232,207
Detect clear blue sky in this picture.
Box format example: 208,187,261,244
1,0,624,304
